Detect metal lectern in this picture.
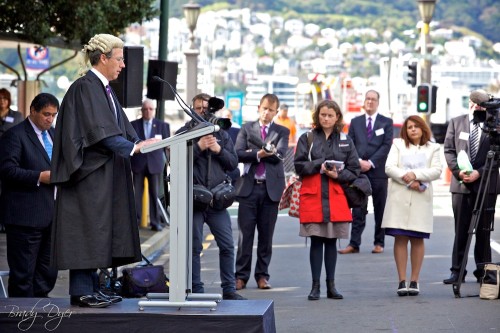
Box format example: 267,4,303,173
138,122,221,310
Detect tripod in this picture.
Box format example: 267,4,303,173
453,145,499,298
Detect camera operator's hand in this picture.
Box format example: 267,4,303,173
460,169,480,183
134,138,161,154
197,135,221,154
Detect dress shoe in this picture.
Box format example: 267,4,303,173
223,292,247,300
70,294,112,308
397,280,408,296
338,245,359,254
235,278,246,290
408,281,419,296
443,273,465,284
308,280,320,300
151,224,163,232
326,279,343,299
257,278,271,289
473,270,484,283
97,290,122,303
372,245,384,254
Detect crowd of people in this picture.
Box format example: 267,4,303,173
0,33,498,307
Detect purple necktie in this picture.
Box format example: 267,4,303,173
255,125,267,176
367,116,373,140
106,85,118,120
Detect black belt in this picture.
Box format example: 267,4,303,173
254,179,266,184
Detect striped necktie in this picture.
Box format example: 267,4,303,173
367,116,373,140
469,122,479,163
42,130,52,161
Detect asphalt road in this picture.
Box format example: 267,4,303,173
199,183,500,332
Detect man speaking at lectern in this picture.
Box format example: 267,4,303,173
50,34,158,308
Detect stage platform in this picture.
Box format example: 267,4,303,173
0,298,276,333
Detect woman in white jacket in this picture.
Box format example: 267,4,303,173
382,115,442,296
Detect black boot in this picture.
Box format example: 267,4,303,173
307,280,320,300
326,279,343,299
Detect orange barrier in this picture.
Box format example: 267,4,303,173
443,167,452,185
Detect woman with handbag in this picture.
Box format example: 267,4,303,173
294,100,360,300
381,115,442,296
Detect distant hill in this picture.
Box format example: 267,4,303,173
169,0,498,44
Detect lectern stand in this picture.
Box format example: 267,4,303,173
138,123,221,310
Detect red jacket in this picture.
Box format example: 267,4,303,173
299,173,352,223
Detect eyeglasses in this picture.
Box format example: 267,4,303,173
107,56,125,63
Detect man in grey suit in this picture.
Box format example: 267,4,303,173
0,93,59,297
443,93,500,284
339,90,393,254
234,93,289,290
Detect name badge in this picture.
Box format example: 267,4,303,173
375,128,385,136
459,132,469,141
155,134,162,139
5,116,14,123
339,143,349,148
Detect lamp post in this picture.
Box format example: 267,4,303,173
183,1,201,103
417,0,436,85
417,0,436,125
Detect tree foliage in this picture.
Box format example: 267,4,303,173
0,0,158,49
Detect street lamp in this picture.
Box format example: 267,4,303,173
183,1,201,103
417,0,436,84
183,1,201,50
417,0,436,126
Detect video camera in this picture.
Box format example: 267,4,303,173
470,90,500,146
203,97,232,130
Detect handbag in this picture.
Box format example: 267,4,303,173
193,184,213,211
120,255,169,298
278,131,312,218
210,180,236,210
480,263,500,300
279,175,301,218
341,174,372,208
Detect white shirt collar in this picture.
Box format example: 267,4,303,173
90,68,109,88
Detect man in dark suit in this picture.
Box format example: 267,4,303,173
443,93,500,284
234,93,289,290
0,93,59,297
131,99,170,231
339,90,393,254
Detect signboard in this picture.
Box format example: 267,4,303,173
225,91,244,126
26,47,50,70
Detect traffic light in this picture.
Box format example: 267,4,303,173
416,84,432,113
407,63,417,87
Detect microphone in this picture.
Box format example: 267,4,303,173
151,76,206,124
470,90,492,106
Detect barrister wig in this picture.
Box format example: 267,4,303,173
79,34,124,73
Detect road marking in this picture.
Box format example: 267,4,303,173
491,240,500,254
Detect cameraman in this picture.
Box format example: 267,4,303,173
177,93,245,300
443,91,500,285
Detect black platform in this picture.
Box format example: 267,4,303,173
0,298,275,333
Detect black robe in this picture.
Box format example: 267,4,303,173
50,70,141,269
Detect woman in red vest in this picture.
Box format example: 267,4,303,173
294,100,360,300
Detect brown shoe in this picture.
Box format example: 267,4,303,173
338,245,359,254
372,245,384,253
257,278,271,289
235,278,246,290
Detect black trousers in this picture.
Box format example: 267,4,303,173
235,183,279,283
5,224,57,297
451,192,496,274
349,177,388,248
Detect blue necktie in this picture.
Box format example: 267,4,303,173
145,121,151,139
42,130,52,161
